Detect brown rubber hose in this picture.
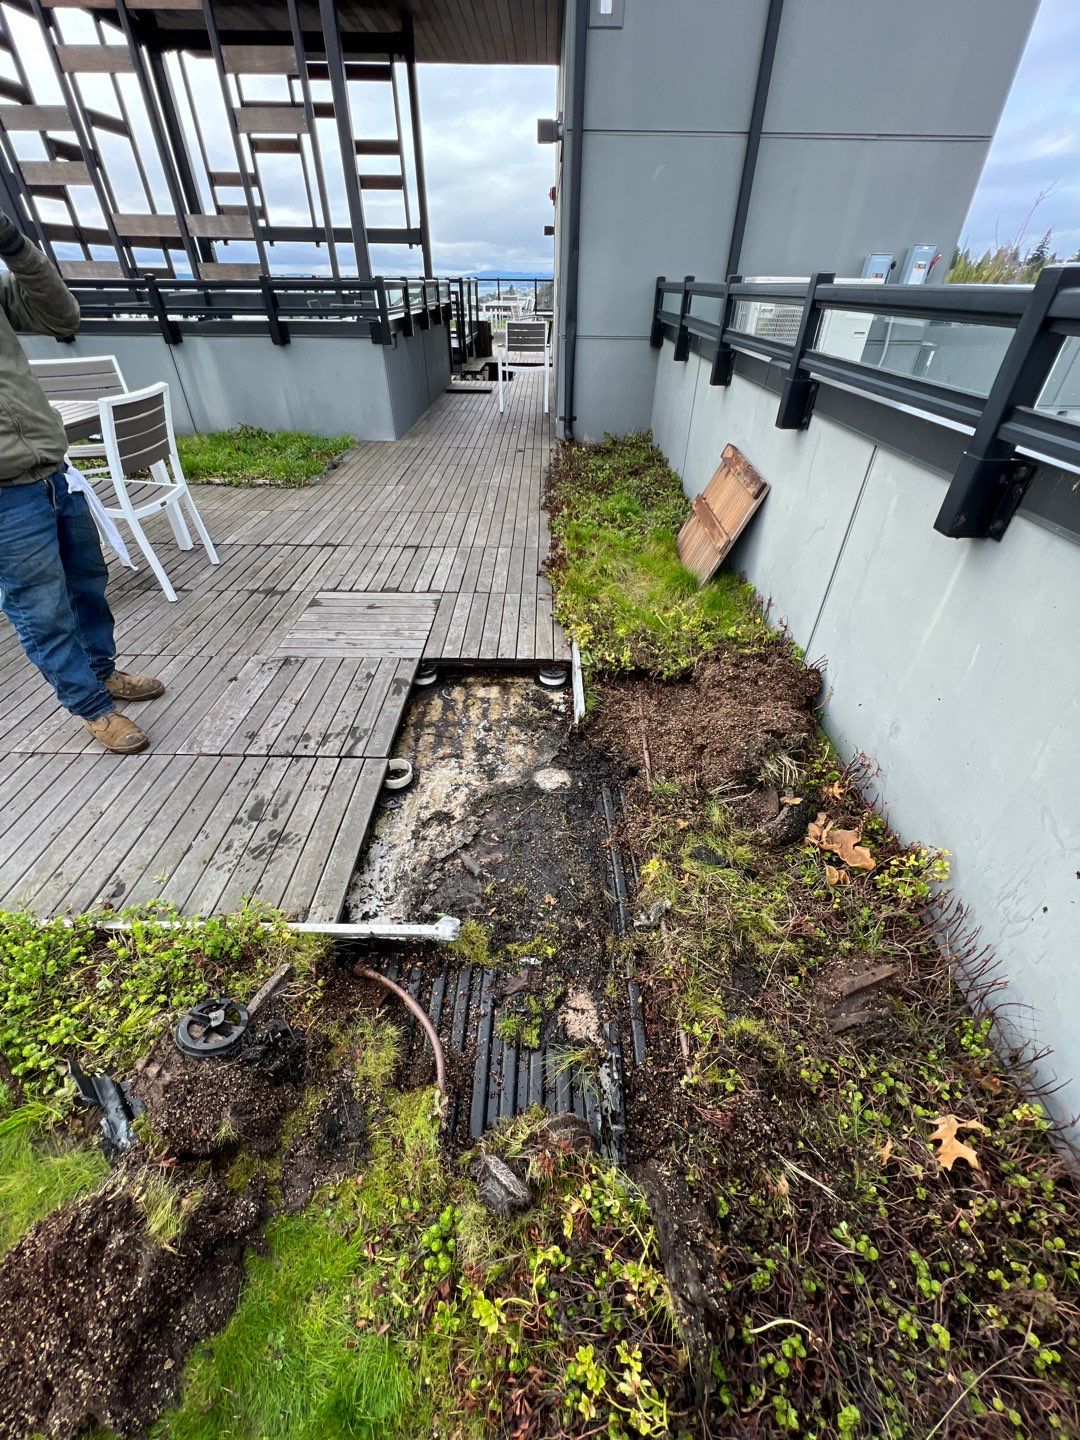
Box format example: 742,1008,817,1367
352,964,447,1100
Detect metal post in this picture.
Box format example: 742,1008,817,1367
317,0,372,281
286,0,339,278
710,273,742,386
115,0,203,279
370,277,393,345
260,277,289,345
725,0,784,276
27,0,137,277
934,263,1080,540
146,45,208,260
399,278,414,336
401,12,433,278
775,271,834,429
673,274,695,362
201,0,271,275
649,275,667,349
145,275,181,343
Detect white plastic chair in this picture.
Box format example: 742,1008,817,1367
497,320,550,415
95,382,219,602
30,354,127,468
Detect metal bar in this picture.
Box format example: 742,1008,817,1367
673,274,695,362
815,281,1029,325
201,0,271,273
144,275,182,343
401,12,432,277
802,350,986,429
999,406,1080,472
0,5,90,265
114,0,203,278
934,264,1080,539
26,0,136,277
711,274,742,385
285,0,339,278
317,0,372,281
775,271,835,429
725,0,783,275
177,49,220,228
388,61,413,236
649,274,667,348
260,276,289,344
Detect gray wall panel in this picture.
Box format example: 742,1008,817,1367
572,335,659,440
576,132,746,337
384,321,453,437
764,0,1039,137
650,339,1080,1137
739,137,991,277
583,0,766,133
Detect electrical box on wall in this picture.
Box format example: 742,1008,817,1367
899,244,937,285
861,253,894,281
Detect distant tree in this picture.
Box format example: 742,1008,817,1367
1025,229,1053,269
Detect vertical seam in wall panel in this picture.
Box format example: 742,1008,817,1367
680,355,700,478
805,446,876,656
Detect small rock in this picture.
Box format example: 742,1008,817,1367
472,1153,532,1217
757,796,812,847
633,897,671,930
539,1112,594,1154
532,765,572,792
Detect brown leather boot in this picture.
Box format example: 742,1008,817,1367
84,710,150,754
105,670,165,701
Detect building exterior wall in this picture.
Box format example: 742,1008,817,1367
556,0,1039,441
650,340,1080,1135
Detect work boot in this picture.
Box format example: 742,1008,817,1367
84,710,150,754
105,670,165,701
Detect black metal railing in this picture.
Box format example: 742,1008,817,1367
61,275,457,349
651,267,1080,539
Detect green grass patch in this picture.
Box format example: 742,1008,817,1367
545,431,767,676
0,1100,108,1256
177,425,354,487
0,903,322,1111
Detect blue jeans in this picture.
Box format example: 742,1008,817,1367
0,469,115,720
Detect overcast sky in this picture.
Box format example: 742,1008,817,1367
959,0,1080,260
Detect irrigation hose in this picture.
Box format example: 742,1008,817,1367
352,965,447,1102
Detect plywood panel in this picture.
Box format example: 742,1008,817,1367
676,444,769,583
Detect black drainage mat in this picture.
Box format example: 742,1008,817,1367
380,957,629,1163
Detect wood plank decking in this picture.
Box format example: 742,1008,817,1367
0,369,565,921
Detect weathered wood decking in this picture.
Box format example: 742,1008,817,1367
0,370,566,921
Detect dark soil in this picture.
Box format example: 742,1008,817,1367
594,647,821,795
0,1178,263,1440
408,729,615,954
131,1010,310,1159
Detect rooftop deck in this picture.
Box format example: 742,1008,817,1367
0,370,565,922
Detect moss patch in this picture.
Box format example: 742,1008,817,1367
544,431,767,676
177,425,354,487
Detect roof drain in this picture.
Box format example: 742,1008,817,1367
558,0,589,442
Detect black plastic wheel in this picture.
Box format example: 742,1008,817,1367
174,998,250,1059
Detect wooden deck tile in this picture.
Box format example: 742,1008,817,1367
0,370,565,919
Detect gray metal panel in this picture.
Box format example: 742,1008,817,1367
738,136,991,278
763,0,1040,136
571,336,659,441
576,132,745,337
583,0,766,132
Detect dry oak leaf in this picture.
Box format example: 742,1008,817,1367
878,1137,894,1165
807,812,876,872
929,1114,989,1172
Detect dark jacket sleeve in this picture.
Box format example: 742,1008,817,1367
0,216,81,337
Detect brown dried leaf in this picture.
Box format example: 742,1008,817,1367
929,1114,988,1172
826,826,876,871
878,1137,894,1165
806,812,831,846
780,794,803,807
824,863,850,887
823,780,845,800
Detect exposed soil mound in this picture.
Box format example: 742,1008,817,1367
0,1178,263,1440
595,645,821,792
132,1014,308,1159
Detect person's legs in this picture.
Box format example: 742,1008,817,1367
53,467,116,682
0,475,112,719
